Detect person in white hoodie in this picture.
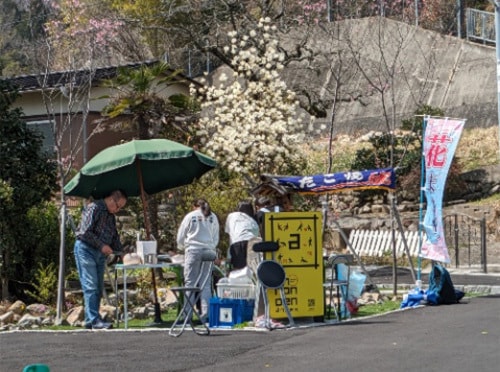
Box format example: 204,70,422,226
225,201,260,270
176,198,219,322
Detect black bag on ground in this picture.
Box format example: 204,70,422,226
428,264,460,305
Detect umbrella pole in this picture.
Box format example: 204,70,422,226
136,160,151,239
136,160,163,324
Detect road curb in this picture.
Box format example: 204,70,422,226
377,283,500,295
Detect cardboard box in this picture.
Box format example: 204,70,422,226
209,298,254,328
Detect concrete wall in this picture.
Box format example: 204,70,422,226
282,18,497,135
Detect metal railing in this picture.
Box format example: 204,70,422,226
466,8,495,45
163,48,223,78
160,8,494,76
443,212,487,273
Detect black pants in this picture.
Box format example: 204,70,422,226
229,240,249,270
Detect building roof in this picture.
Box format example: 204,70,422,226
1,60,196,93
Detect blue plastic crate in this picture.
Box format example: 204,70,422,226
209,298,254,328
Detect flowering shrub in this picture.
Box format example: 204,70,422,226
192,18,308,184
43,0,123,69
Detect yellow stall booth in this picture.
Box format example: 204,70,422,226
262,211,324,320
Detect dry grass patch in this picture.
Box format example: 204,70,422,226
456,127,499,171
304,127,499,174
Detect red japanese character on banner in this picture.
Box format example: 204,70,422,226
426,143,448,168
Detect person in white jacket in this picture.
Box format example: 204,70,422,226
225,201,260,270
176,198,219,323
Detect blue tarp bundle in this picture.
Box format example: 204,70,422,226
400,289,439,309
400,265,465,309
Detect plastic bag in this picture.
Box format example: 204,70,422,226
335,265,367,316
337,264,367,301
348,270,367,301
228,266,253,284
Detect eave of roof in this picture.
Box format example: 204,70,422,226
1,60,199,93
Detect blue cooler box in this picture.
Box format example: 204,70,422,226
209,298,255,328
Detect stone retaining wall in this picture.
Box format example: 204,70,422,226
328,164,500,229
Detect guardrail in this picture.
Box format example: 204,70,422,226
466,8,495,45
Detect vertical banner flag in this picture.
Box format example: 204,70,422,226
421,117,465,263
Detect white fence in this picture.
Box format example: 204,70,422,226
348,229,422,258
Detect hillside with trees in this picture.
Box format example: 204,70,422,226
0,0,498,306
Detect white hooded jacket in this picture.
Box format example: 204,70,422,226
177,209,219,252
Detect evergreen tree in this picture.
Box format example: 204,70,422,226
0,80,57,300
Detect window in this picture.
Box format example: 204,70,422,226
26,120,55,154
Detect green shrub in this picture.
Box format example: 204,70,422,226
26,262,58,304
350,105,465,202
26,201,77,280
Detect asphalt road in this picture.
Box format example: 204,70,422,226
367,265,500,287
1,294,499,372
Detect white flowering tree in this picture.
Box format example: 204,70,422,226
193,18,308,186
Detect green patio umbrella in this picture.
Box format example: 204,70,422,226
64,138,217,323
65,138,216,198
65,138,217,235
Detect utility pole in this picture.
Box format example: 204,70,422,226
490,1,500,159
415,0,419,26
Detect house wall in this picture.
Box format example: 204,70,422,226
13,82,190,115
14,80,191,169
